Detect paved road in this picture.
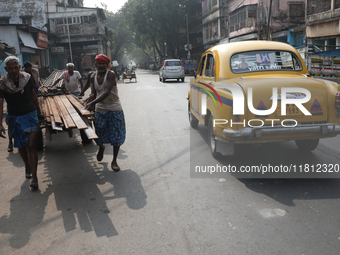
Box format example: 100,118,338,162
0,70,339,254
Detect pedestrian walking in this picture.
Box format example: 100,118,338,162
86,54,126,171
23,61,40,95
0,56,42,189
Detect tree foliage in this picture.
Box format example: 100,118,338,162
103,0,196,65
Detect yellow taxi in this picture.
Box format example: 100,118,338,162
188,41,340,157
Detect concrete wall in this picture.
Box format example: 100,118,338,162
0,0,47,31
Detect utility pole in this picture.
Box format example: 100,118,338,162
186,14,190,59
266,0,273,40
65,0,73,63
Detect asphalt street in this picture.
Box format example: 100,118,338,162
0,70,339,254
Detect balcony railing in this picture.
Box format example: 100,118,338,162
307,0,331,15
54,23,105,36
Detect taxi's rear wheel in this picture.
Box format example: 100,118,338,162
162,78,166,83
208,115,219,158
188,102,198,128
295,139,319,152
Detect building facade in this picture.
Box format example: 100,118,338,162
0,0,108,77
306,0,340,53
47,4,109,71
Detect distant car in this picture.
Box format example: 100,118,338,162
159,59,185,82
188,41,340,157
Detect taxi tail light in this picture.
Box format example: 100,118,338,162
163,62,167,70
335,92,340,108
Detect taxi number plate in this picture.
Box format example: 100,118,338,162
277,104,302,116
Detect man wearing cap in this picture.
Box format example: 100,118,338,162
51,63,84,94
86,54,126,172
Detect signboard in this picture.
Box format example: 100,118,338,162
51,47,64,53
37,32,48,48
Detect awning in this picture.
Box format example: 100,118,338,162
17,30,40,50
0,40,16,60
272,30,288,39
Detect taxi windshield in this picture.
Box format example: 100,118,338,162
231,50,303,73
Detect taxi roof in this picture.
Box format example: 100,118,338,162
206,40,298,56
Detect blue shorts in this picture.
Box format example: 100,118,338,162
6,110,40,148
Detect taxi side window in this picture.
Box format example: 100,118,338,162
204,54,215,78
198,55,206,76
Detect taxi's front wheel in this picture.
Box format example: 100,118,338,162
188,102,198,128
208,115,220,158
295,139,319,152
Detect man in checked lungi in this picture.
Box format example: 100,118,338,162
86,54,126,172
0,56,42,189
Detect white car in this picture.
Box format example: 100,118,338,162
159,59,185,82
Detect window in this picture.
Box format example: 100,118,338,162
21,17,32,25
204,54,215,78
336,0,340,9
55,18,65,25
230,50,303,74
307,0,331,15
0,18,9,24
72,17,81,24
198,55,207,76
289,3,304,17
166,61,181,66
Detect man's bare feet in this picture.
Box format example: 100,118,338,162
96,145,105,161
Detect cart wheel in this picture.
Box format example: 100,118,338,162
80,129,91,144
36,129,44,151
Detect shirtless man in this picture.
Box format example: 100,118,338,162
86,54,126,171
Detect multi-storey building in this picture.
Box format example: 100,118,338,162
201,0,305,55
202,0,228,50
47,3,109,71
306,0,340,53
0,0,50,76
227,0,305,44
0,0,108,76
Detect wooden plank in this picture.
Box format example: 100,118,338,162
42,97,51,123
47,97,62,124
54,96,76,129
53,96,69,129
66,94,92,116
46,98,62,131
51,120,63,131
60,95,87,129
81,116,98,140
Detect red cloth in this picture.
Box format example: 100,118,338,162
95,55,110,64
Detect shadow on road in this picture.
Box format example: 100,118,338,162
1,131,147,248
190,124,340,206
0,181,52,248
41,133,147,237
